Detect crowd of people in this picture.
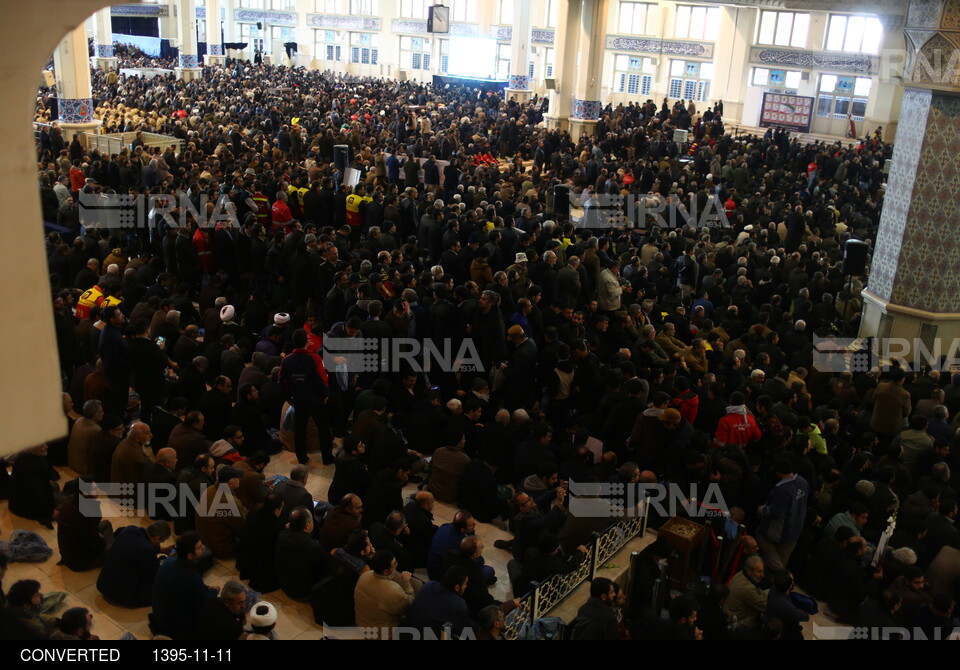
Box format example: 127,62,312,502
6,52,958,641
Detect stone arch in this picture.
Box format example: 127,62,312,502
1,0,122,456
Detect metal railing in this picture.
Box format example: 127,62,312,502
502,508,649,640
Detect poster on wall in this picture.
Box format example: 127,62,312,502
759,92,814,133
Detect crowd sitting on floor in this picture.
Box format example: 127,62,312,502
6,56,958,641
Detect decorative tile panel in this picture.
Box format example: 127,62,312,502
869,87,930,303
209,44,223,56
235,9,297,26
889,91,960,311
95,44,115,58
59,98,95,124
111,4,168,16
532,29,555,44
907,0,942,27
605,35,714,59
178,54,200,69
307,14,381,30
491,25,512,41
196,6,206,18
508,74,531,90
571,99,601,120
748,46,878,74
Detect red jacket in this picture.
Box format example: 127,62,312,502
193,228,214,272
671,391,699,425
714,408,762,447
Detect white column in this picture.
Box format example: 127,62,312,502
54,23,101,138
545,0,579,130
710,6,756,127
206,0,226,65
505,0,533,102
177,0,202,80
866,16,905,142
92,8,117,71
568,0,609,138
160,0,179,40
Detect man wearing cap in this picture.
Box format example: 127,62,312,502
246,602,277,639
195,465,248,560
507,252,531,291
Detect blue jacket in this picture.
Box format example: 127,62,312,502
97,526,161,608
151,556,217,639
402,581,472,636
427,523,465,581
759,474,810,544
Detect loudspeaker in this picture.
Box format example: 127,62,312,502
553,184,570,219
256,21,262,30
545,78,556,91
842,239,868,276
334,144,352,172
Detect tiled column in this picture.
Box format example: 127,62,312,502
176,0,202,81
860,0,960,344
505,0,533,102
205,0,225,65
54,23,102,140
567,0,609,139
92,8,117,71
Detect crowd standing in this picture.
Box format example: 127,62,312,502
7,51,958,641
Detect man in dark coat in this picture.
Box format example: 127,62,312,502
96,521,171,608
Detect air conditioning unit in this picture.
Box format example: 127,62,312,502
398,69,409,81
801,72,810,82
545,77,556,90
650,58,658,66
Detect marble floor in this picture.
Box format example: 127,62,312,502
1,447,844,640
0,447,517,641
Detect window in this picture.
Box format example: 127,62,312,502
270,25,295,44
752,67,802,89
350,0,378,15
315,0,343,12
239,0,263,7
545,0,559,28
399,35,430,70
197,19,206,42
756,11,809,48
498,0,513,24
240,23,264,54
544,47,555,78
315,29,341,60
669,59,713,102
496,42,511,78
674,5,719,41
440,38,449,72
270,0,296,9
825,14,883,54
819,73,872,119
451,0,476,22
351,32,379,64
400,0,428,19
618,2,656,35
612,54,655,95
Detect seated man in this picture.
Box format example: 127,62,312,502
151,532,218,640
319,493,363,549
724,556,768,630
96,520,172,608
427,510,495,584
273,464,313,524
354,550,417,635
276,506,329,602
195,466,247,560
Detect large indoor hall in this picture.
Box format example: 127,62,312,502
0,0,956,646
